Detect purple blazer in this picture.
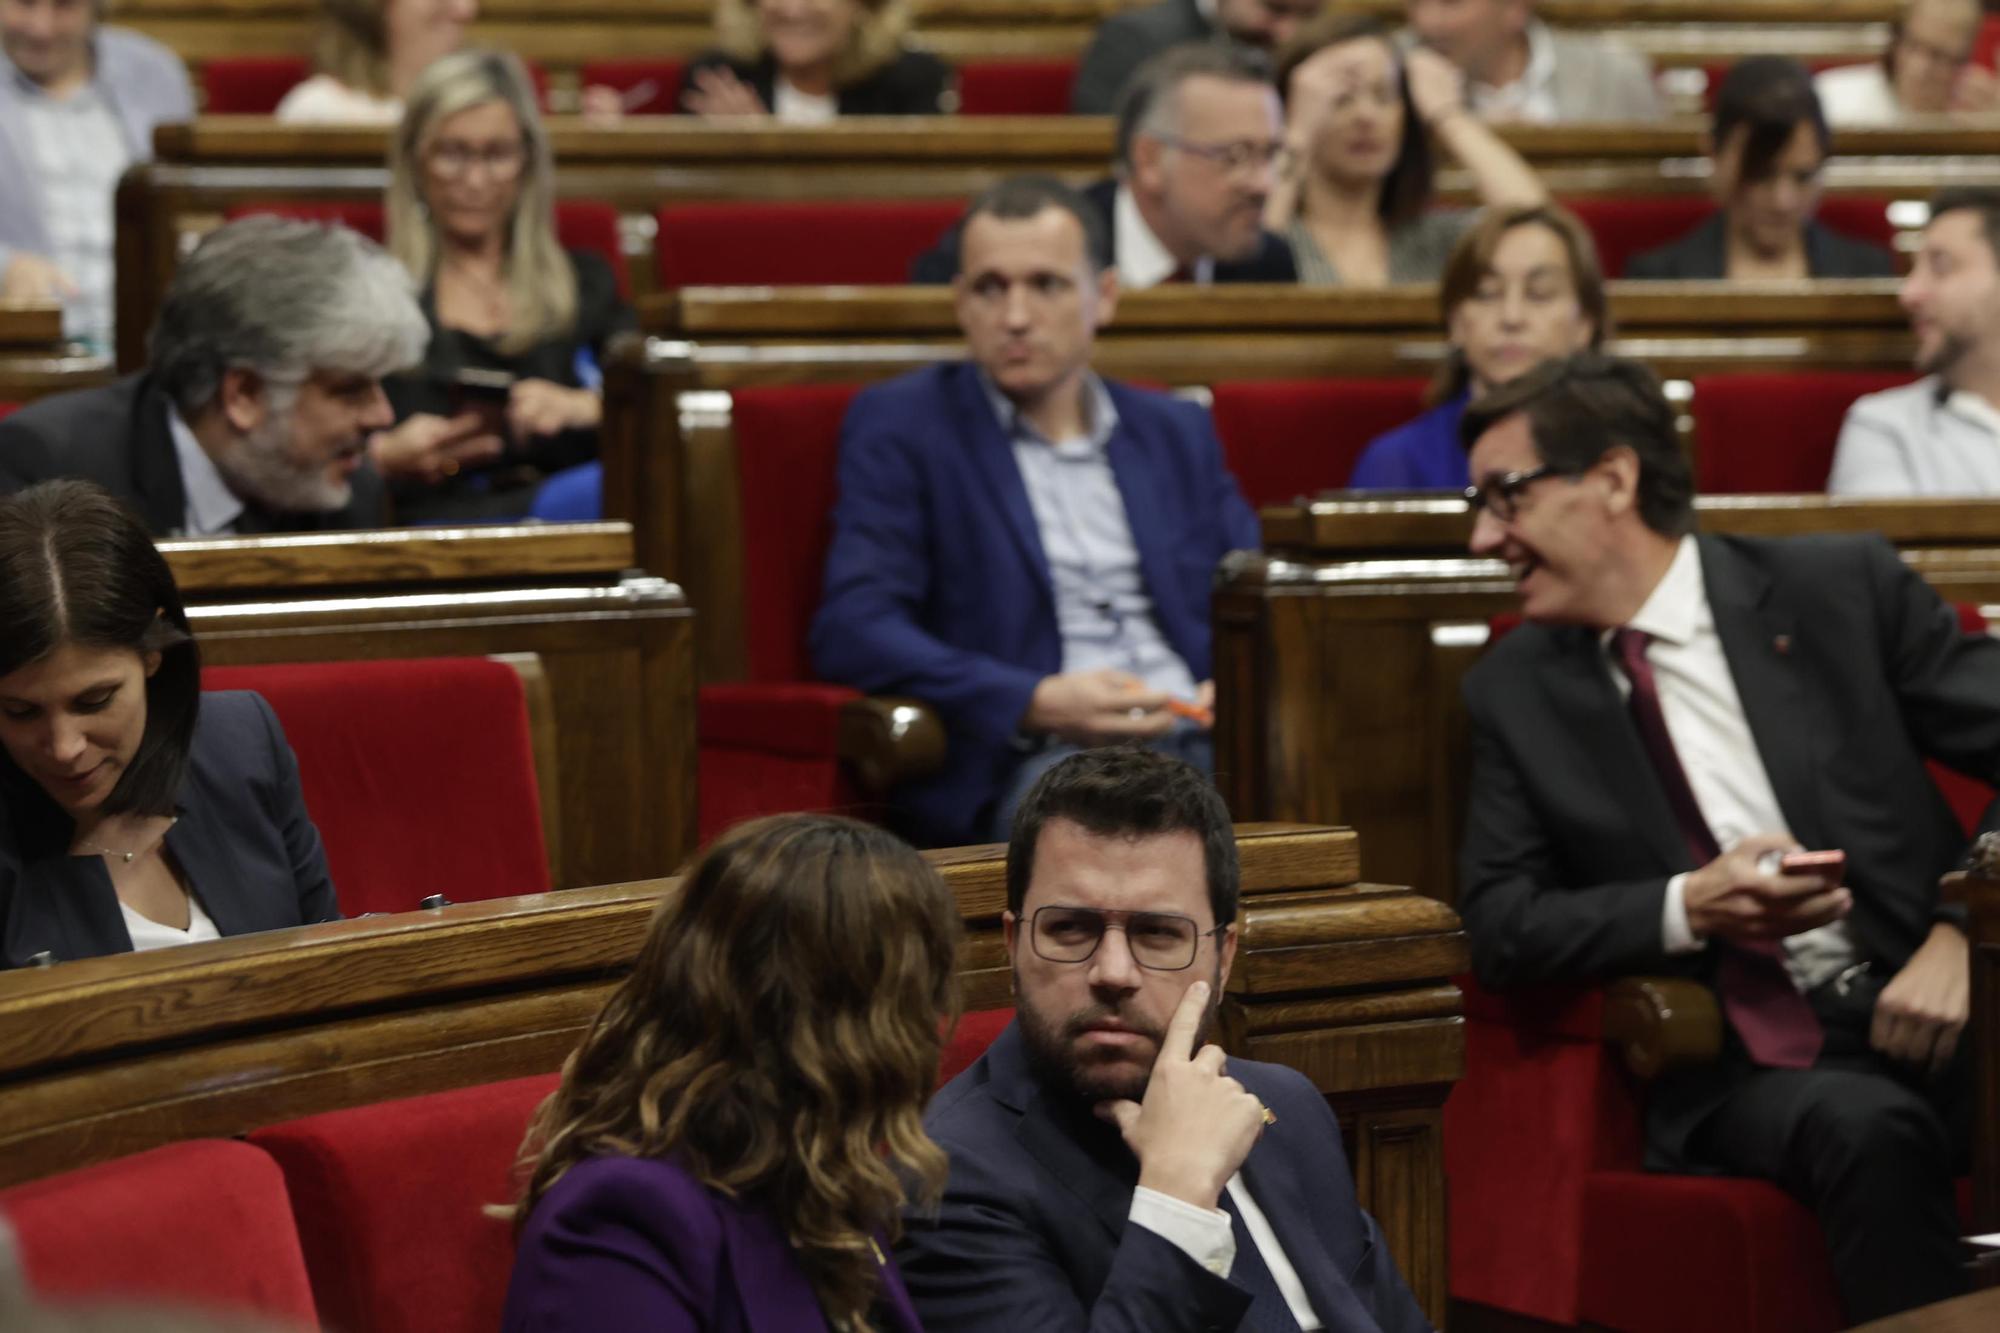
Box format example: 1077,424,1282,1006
501,1154,926,1332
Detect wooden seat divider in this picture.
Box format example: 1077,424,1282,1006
1212,496,2000,911
158,521,698,886
0,822,1466,1324
0,303,112,404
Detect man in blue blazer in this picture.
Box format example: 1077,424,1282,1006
896,748,1432,1332
810,175,1261,848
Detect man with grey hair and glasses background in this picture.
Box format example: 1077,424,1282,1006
0,215,501,535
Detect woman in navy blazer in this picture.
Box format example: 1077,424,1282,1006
501,813,962,1332
0,481,339,970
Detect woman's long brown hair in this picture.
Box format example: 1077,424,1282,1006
506,814,962,1329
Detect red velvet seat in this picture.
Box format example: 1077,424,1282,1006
958,59,1077,115
577,57,686,114
224,199,631,296
201,56,552,114
1690,369,1916,493
942,1007,1016,1084
203,658,550,915
653,200,965,288
698,384,871,840
0,1139,320,1323
249,1074,559,1333
1566,195,1899,279
1207,378,1431,506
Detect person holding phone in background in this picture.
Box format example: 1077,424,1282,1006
382,49,636,523
1457,352,1996,1325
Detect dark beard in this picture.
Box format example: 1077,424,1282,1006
1012,967,1221,1107
1920,332,1972,381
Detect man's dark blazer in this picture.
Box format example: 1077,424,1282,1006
1623,213,1897,279
807,361,1261,847
1459,533,2000,1154
675,47,954,116
908,178,1298,285
1070,0,1218,114
896,1020,1432,1333
1,692,341,969
0,373,387,536
503,1153,923,1332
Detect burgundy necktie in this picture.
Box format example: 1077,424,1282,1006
1612,629,1823,1070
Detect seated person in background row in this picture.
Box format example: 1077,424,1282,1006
502,813,958,1332
815,175,1260,848
0,480,341,971
0,216,446,536
1405,0,1661,123
278,0,476,125
914,44,1296,287
1349,201,1604,488
678,0,953,120
0,0,192,353
1070,0,1323,116
384,49,637,524
1265,12,1545,287
1816,0,1997,125
897,748,1432,1333
1626,57,1896,281
1833,187,2000,495
1458,352,1988,1325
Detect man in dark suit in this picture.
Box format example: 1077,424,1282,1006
913,44,1297,288
896,747,1431,1332
1070,0,1324,114
0,216,495,536
814,174,1261,847
1458,352,1991,1323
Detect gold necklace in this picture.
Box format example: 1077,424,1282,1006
80,816,178,864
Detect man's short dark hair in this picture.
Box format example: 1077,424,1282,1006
1114,42,1274,174
1928,185,2000,265
1460,353,1696,538
958,174,1111,273
1712,55,1830,183
1005,747,1240,927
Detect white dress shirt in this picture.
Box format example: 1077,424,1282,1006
1814,63,1901,126
1467,21,1559,123
1113,184,1214,289
1829,377,2000,497
1610,535,1861,992
166,405,245,537
118,893,221,953
1130,1177,1323,1329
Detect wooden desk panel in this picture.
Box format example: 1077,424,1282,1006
0,822,1465,1322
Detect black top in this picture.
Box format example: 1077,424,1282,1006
1623,213,1898,280
0,373,388,536
675,48,954,116
384,248,637,523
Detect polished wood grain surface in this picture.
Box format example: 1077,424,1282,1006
159,522,634,592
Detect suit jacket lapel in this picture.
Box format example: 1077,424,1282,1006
1700,536,1827,848
985,1022,1136,1242
131,379,190,536
949,366,1057,600
1541,627,1693,874
1105,404,1180,637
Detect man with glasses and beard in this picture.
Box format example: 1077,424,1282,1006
1832,187,2000,494
895,747,1431,1333
0,215,495,535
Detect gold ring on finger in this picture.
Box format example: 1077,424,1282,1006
1260,1103,1277,1126
441,459,460,477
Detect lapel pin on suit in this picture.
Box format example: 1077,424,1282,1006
1773,634,1792,655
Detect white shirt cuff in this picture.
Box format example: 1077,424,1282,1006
1128,1185,1236,1277
1661,873,1705,954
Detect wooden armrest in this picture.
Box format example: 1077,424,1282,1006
1602,976,1722,1081
838,696,946,796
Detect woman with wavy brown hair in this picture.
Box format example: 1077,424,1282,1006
500,813,962,1331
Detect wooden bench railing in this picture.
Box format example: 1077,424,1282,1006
0,303,113,403
159,521,699,885
0,821,1466,1323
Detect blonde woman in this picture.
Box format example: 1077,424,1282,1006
501,814,961,1331
678,0,953,121
277,0,478,125
381,49,636,523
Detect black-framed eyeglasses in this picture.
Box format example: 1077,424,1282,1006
1028,904,1227,972
1157,134,1291,175
1464,464,1563,523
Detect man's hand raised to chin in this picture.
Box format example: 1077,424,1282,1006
1094,980,1268,1211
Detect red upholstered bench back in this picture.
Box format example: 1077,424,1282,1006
202,658,550,915
249,1074,558,1333
1567,195,1898,278
732,384,868,682
1690,370,1917,493
958,59,1077,114
577,58,686,114
1209,378,1431,505
654,200,966,287
941,1007,1015,1084
0,1139,320,1324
